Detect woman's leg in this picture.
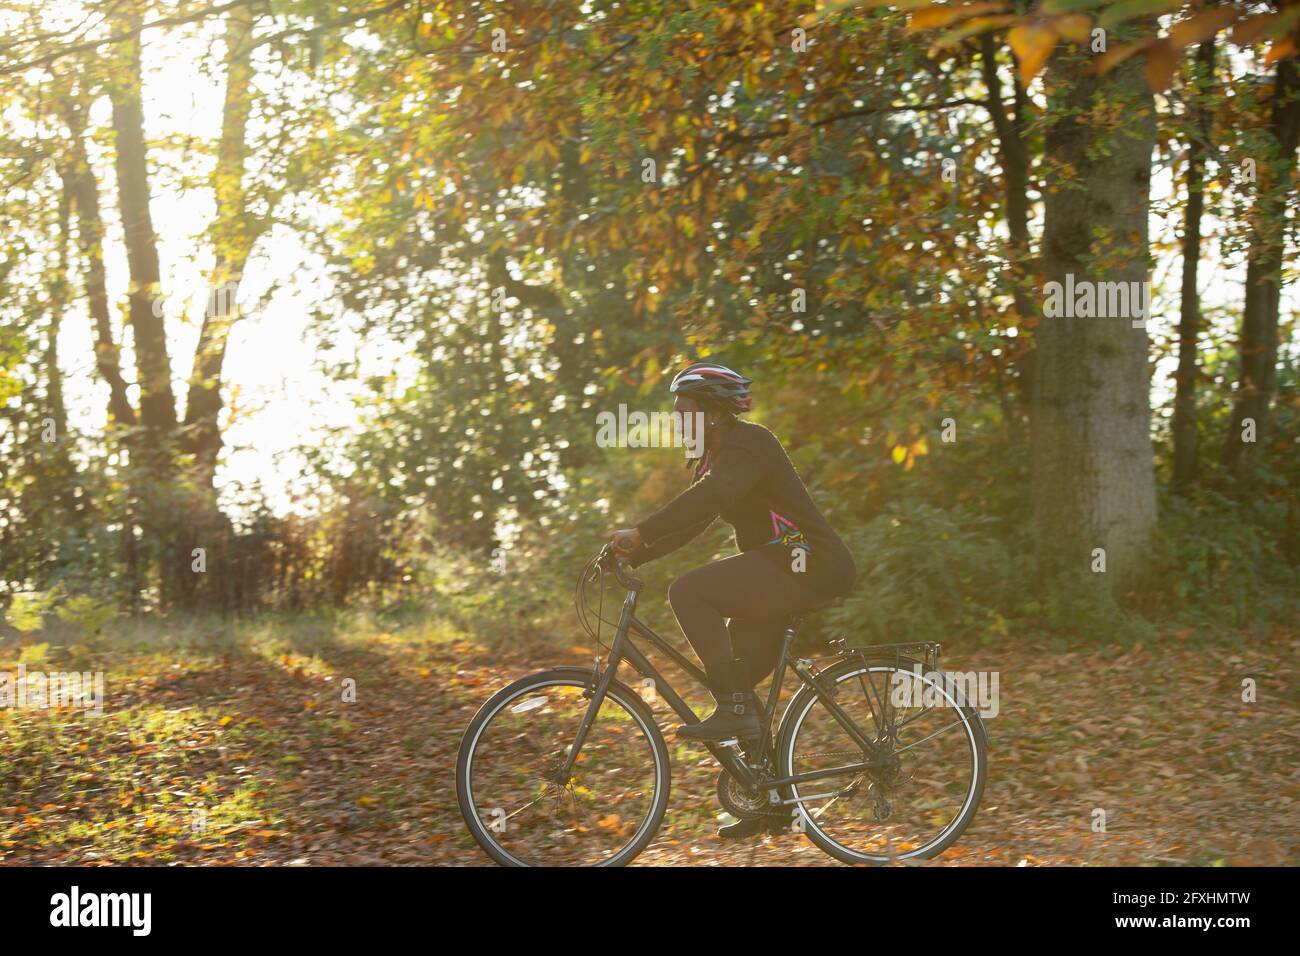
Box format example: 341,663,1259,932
668,550,824,667
728,615,791,688
667,551,825,740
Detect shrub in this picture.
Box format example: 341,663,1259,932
823,501,1023,646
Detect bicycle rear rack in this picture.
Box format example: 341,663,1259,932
827,639,942,675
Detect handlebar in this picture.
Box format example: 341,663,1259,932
575,543,643,649
598,542,644,591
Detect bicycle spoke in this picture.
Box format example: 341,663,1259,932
893,716,970,754
785,662,983,863
462,678,665,866
856,668,889,739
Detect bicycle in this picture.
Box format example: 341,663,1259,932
455,544,988,866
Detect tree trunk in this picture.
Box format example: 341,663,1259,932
57,78,143,600
1032,47,1158,591
57,92,136,428
1172,38,1216,491
1223,59,1300,476
184,8,259,491
109,15,177,438
979,34,1036,424
47,174,71,444
109,12,181,605
42,169,78,518
177,10,261,611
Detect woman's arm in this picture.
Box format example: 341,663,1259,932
635,440,762,545
625,516,716,567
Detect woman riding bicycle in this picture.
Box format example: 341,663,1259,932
609,362,857,835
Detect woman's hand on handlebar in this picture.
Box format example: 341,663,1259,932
608,527,642,557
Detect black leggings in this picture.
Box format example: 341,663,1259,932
668,550,832,689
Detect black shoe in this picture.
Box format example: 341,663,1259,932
677,659,761,741
676,702,760,741
718,814,793,839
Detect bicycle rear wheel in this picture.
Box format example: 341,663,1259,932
456,667,670,866
776,656,987,864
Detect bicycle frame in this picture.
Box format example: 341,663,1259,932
560,574,891,802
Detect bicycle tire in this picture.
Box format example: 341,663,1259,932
775,656,988,865
456,666,672,867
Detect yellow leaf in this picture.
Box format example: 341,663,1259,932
1144,38,1177,92
1232,10,1299,47
218,715,233,727
1008,24,1058,85
1265,36,1297,65
928,14,1018,53
1090,36,1155,76
1169,7,1239,51
891,444,908,464
909,3,1008,33
1054,13,1092,43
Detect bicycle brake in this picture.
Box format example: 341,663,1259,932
582,656,604,698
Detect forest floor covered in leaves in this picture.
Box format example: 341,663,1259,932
2,612,1296,867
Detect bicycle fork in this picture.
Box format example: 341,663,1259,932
556,587,772,793
555,589,638,783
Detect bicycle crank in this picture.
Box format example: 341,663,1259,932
716,770,783,820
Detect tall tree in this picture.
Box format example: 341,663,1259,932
108,11,177,442
1223,58,1300,475
184,7,261,492
105,9,184,603
1031,41,1158,588
979,33,1037,422
54,69,145,598
174,8,263,609
55,84,136,429
1173,36,1217,490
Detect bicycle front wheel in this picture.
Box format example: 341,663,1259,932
456,667,670,866
777,656,987,864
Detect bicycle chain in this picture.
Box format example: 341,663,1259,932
794,751,864,760
730,758,873,821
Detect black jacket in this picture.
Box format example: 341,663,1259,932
630,420,857,598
